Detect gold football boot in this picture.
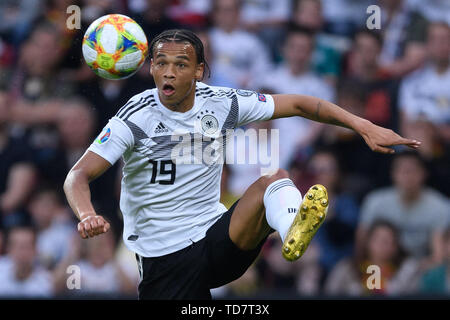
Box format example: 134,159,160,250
282,184,328,261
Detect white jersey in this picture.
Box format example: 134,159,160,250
88,82,275,257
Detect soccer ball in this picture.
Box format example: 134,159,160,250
82,14,148,80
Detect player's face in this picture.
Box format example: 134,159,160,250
151,41,204,108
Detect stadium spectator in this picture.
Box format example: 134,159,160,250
78,76,156,132
240,0,291,61
44,99,122,238
54,0,113,83
319,0,372,37
134,0,181,42
240,0,291,34
165,0,211,29
196,29,237,88
6,23,76,180
41,0,84,58
11,96,122,243
220,164,239,210
0,229,3,255
300,150,359,278
32,98,96,186
0,226,53,297
82,0,127,26
131,0,182,85
345,29,400,130
291,0,343,84
225,263,261,297
213,263,261,298
312,78,392,197
340,30,403,189
325,220,409,296
399,22,450,145
419,226,450,294
27,188,75,269
377,0,428,78
257,234,322,296
412,0,450,25
0,37,16,86
356,151,450,265
75,230,136,295
0,0,43,45
259,26,335,169
8,22,74,101
209,0,272,89
398,21,450,196
227,119,277,196
53,229,135,296
114,241,140,291
0,91,37,229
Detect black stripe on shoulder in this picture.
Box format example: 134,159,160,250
147,96,157,108
116,98,143,119
197,92,215,99
115,100,135,118
196,86,212,92
196,88,215,94
198,90,234,100
220,90,235,98
196,89,216,97
116,91,154,118
123,95,154,121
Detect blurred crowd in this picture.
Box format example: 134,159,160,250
0,0,449,298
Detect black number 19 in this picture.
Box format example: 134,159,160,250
149,160,176,185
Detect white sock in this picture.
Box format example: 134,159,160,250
263,178,302,242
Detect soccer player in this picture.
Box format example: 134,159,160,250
63,29,421,299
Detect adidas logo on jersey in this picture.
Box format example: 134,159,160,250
154,122,169,134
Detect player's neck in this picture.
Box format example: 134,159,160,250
159,83,196,113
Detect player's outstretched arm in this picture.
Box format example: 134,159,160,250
272,94,421,154
63,151,111,239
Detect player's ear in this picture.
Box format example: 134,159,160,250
150,59,154,76
195,62,205,81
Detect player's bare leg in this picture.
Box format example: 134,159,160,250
229,169,328,261
228,169,290,251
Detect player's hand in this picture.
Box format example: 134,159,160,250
358,120,421,154
78,214,110,239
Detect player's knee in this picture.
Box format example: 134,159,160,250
271,168,289,180
258,169,290,190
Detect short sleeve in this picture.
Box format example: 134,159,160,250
234,89,275,127
88,117,134,165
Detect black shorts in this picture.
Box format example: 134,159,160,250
135,200,270,300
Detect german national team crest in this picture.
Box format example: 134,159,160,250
236,89,254,97
201,114,219,135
